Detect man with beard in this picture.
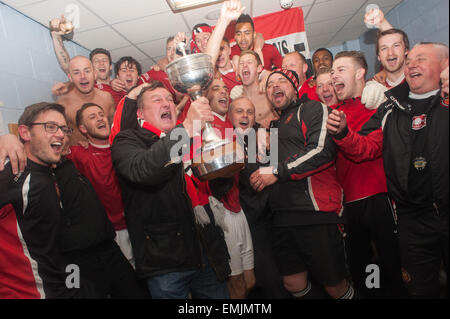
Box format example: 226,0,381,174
68,103,133,266
330,51,405,298
231,14,282,72
376,29,410,88
312,48,334,76
0,103,96,298
205,77,255,299
250,69,353,299
57,56,115,145
327,43,449,298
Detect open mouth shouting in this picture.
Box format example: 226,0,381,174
161,110,173,122
238,118,250,130
125,78,135,88
79,80,90,90
333,81,345,96
50,140,64,154
322,93,335,105
386,56,398,68
408,71,422,79
218,97,228,108
272,88,286,104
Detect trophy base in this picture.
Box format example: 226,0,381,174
191,140,245,181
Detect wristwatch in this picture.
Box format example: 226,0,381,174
272,166,279,177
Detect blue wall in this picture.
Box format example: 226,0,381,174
0,2,89,135
359,0,449,77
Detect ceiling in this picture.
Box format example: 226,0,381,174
2,0,402,72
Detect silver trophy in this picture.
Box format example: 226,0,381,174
165,42,244,181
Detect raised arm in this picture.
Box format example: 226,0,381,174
364,8,393,32
49,15,72,74
204,0,245,67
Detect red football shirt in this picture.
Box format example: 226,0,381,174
230,43,283,71
95,82,126,106
67,144,127,230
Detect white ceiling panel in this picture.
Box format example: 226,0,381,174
109,45,149,63
181,0,251,29
73,26,130,50
14,0,106,32
113,11,188,44
307,33,335,50
79,0,172,25
250,0,314,18
2,0,406,66
306,14,351,37
137,59,156,73
137,38,169,58
306,0,366,23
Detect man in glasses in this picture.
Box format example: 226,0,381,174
0,102,93,298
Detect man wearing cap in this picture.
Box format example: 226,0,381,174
249,69,353,299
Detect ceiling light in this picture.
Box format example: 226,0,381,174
166,0,225,12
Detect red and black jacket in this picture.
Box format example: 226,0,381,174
270,95,343,226
334,82,449,213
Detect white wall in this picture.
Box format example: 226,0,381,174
0,2,90,128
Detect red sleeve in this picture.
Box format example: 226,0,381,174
230,45,241,58
269,45,283,69
334,128,383,163
177,98,192,123
109,97,126,144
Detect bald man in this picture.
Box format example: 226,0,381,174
57,56,115,145
327,42,449,299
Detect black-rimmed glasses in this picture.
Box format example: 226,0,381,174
29,122,73,136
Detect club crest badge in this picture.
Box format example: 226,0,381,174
413,157,427,171
412,114,427,130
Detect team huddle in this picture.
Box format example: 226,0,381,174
0,0,448,300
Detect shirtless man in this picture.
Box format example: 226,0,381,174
57,56,115,145
49,16,124,104
231,50,277,127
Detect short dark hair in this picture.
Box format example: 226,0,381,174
114,56,142,77
18,102,67,142
167,36,174,45
89,48,112,64
19,102,66,126
236,14,254,31
136,81,167,110
334,51,368,76
313,48,334,61
75,103,104,128
240,50,262,66
376,29,410,55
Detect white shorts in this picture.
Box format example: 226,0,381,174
115,228,135,269
223,208,254,276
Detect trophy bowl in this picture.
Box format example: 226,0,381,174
165,53,214,101
165,52,244,181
